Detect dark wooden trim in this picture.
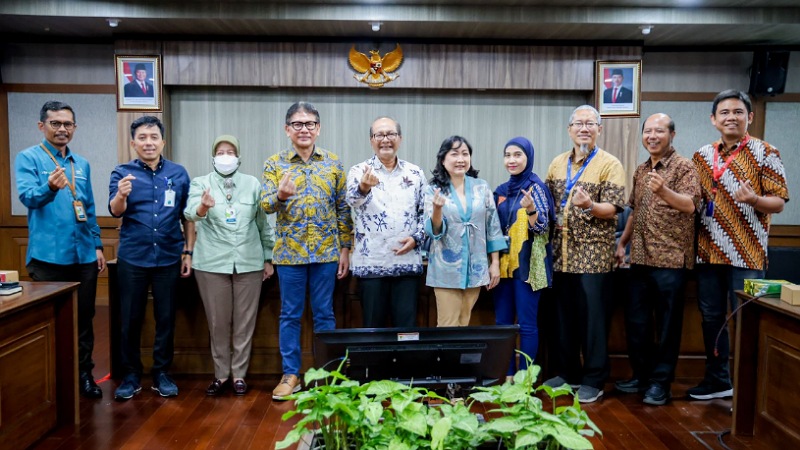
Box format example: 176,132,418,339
770,225,800,247
0,90,11,226
641,92,718,102
3,84,116,94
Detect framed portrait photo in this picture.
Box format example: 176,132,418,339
115,55,162,112
595,60,641,117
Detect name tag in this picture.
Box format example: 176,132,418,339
73,200,87,222
164,190,176,207
225,207,237,224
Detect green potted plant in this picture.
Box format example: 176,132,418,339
276,352,601,450
470,352,601,449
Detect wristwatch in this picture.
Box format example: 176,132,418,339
526,208,537,216
582,202,594,214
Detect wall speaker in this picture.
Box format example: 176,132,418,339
749,50,790,96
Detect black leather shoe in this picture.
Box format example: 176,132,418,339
233,379,247,396
79,372,102,399
206,379,230,396
614,378,647,393
643,383,671,406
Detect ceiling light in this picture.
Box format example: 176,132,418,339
107,18,120,28
640,25,653,35
370,22,382,32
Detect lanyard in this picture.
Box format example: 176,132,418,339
561,147,598,207
39,143,77,199
712,135,749,188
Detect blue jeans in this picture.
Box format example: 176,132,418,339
116,258,181,376
276,263,338,375
695,263,764,387
493,278,541,375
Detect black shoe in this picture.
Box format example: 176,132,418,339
233,379,248,396
614,378,647,394
79,372,102,399
687,380,733,400
206,379,230,396
643,383,671,406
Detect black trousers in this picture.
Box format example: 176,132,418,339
625,265,687,387
27,259,99,374
358,276,420,328
116,259,181,376
552,271,610,389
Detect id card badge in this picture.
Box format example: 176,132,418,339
225,207,237,224
73,200,87,222
164,189,176,207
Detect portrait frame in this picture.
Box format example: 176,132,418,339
595,60,641,118
115,55,162,112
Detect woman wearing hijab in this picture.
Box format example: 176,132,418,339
493,136,555,375
184,135,275,396
424,135,507,327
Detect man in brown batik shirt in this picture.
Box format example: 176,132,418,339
614,113,700,406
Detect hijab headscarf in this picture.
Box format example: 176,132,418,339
494,137,556,228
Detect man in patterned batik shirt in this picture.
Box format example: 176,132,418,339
689,90,789,401
614,113,701,406
346,116,427,328
260,102,353,400
543,105,626,404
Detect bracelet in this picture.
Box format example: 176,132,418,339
182,250,193,256
526,209,537,216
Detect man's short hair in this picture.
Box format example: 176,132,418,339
611,69,624,77
39,101,75,123
134,63,147,73
711,89,752,115
130,116,165,139
285,101,321,125
369,116,402,138
569,105,602,126
641,115,675,133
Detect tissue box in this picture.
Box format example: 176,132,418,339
0,270,19,283
744,279,791,297
781,284,800,306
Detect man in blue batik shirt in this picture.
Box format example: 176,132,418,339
108,116,194,401
15,100,106,399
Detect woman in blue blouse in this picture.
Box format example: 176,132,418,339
424,135,507,327
493,137,555,375
184,135,275,396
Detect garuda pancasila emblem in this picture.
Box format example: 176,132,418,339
348,44,403,88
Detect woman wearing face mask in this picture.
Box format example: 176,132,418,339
424,135,507,327
493,137,555,377
184,135,275,396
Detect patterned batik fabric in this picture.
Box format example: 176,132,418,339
545,148,626,274
260,146,353,265
693,136,789,270
346,156,427,277
628,147,701,269
423,177,507,289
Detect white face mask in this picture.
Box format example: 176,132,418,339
213,154,239,175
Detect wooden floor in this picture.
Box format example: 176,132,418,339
32,307,765,450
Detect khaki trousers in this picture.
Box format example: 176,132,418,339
434,287,481,327
195,269,263,379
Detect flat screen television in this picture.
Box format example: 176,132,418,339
313,325,519,390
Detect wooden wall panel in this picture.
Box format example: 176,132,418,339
160,41,595,90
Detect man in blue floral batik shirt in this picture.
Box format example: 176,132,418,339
346,116,428,328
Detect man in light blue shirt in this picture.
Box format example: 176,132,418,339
15,101,106,399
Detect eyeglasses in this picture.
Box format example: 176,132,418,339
48,121,77,130
372,132,400,141
288,121,319,131
569,122,598,129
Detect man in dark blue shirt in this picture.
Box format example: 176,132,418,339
108,116,194,401
15,101,106,399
